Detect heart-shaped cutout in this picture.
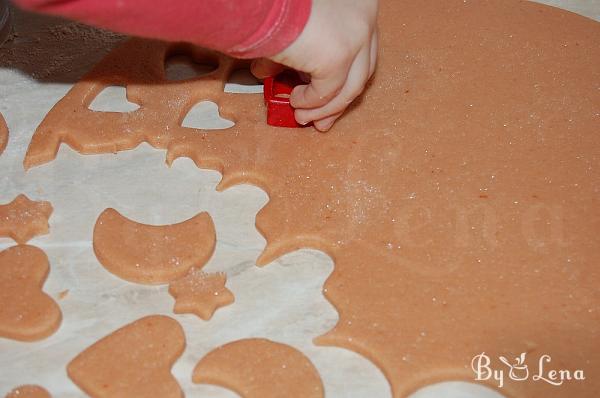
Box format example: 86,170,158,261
181,101,234,130
88,86,140,113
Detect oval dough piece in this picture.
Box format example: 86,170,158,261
93,208,216,284
67,315,185,398
0,245,62,342
5,385,51,398
193,338,324,398
0,113,7,155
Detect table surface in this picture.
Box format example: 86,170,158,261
0,1,598,397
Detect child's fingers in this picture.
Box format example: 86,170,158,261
369,30,378,78
294,44,371,125
250,58,284,79
297,32,377,127
313,111,344,132
289,57,352,110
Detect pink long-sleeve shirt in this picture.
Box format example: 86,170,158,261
14,0,312,58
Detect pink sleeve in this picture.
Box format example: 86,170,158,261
14,0,312,58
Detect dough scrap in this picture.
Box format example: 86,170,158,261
93,208,215,284
193,338,324,398
23,1,600,396
0,113,7,155
0,195,53,244
0,245,62,341
4,385,51,398
67,315,185,398
23,41,246,169
168,270,234,320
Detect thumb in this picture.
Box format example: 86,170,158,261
250,58,285,79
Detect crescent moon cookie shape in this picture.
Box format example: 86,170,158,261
193,338,324,398
92,208,216,284
0,245,62,342
0,113,7,155
67,315,185,398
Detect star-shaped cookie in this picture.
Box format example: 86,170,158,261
168,270,234,320
0,195,53,244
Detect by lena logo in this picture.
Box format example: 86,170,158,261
471,352,585,388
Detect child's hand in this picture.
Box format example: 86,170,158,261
252,0,379,132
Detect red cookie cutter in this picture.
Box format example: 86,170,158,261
263,70,306,128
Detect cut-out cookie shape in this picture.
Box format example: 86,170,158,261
0,195,53,244
0,245,62,341
93,208,215,284
181,101,235,130
168,270,234,320
193,338,324,398
22,41,261,170
68,315,185,398
88,86,140,113
0,113,7,155
5,385,52,398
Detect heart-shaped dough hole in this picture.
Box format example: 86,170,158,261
165,54,218,81
181,101,234,130
88,86,140,113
